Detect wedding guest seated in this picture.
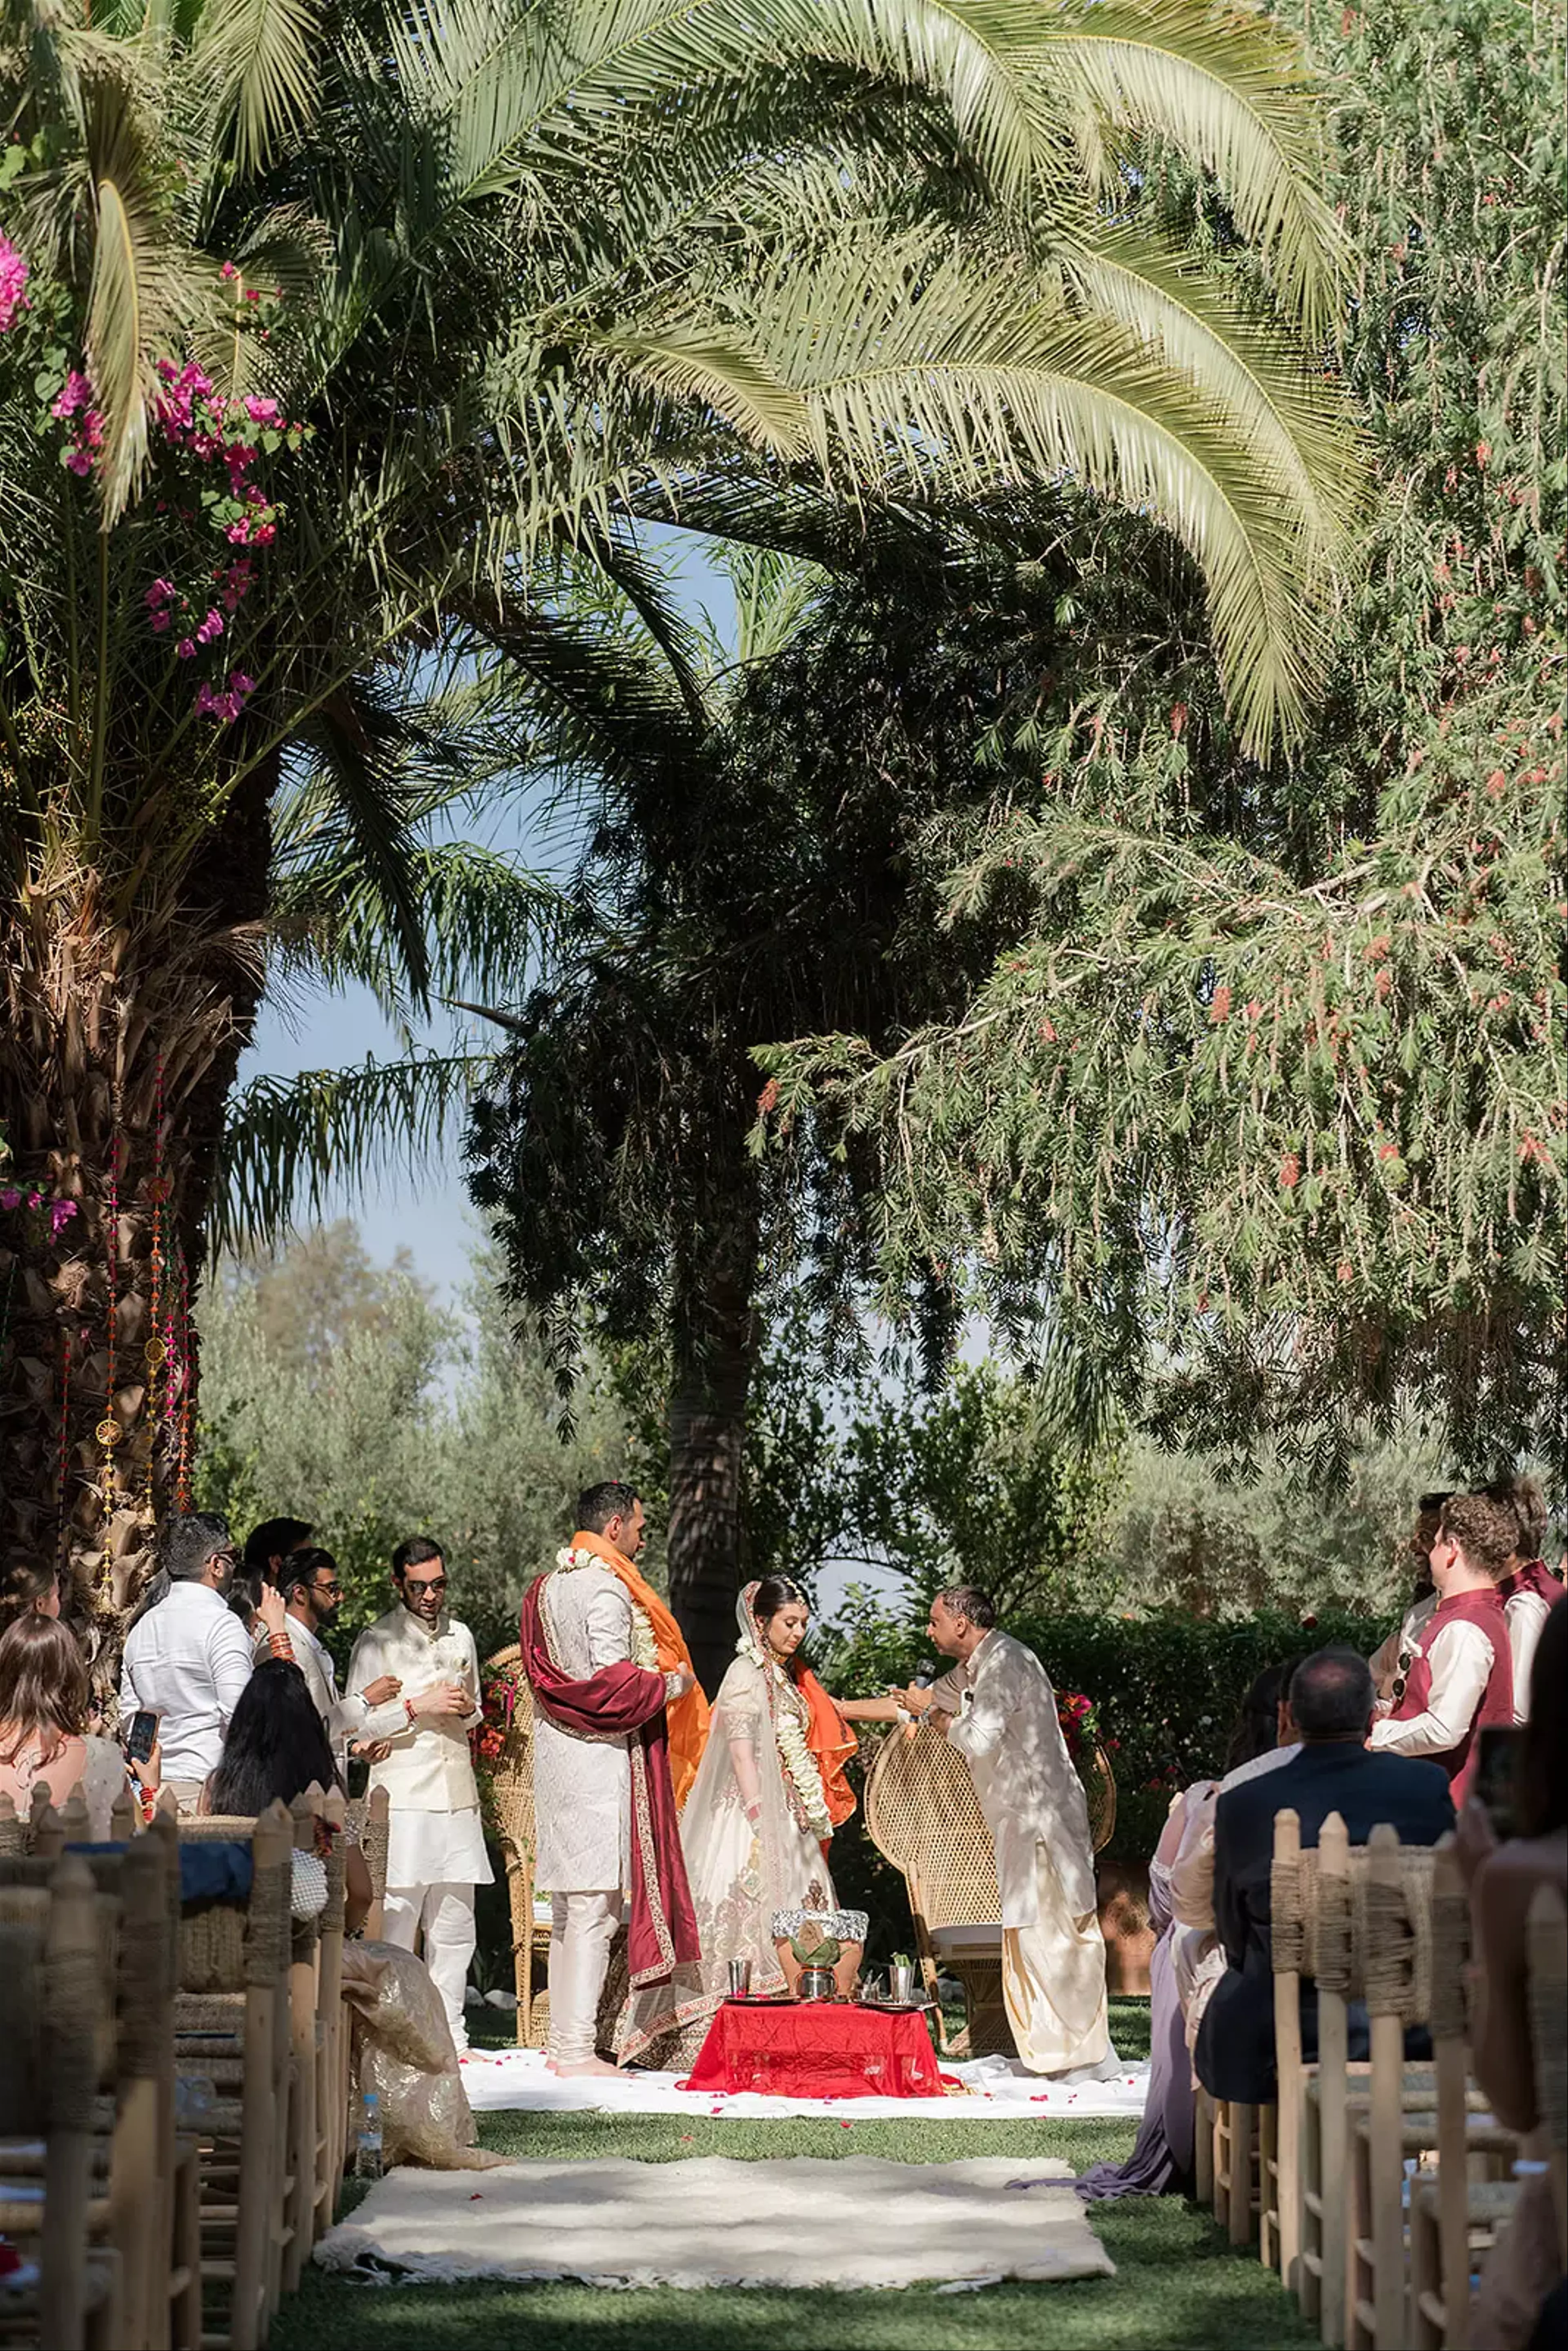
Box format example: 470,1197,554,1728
200,1657,374,1928
0,1614,142,1835
1368,1488,1514,1800
1169,1655,1301,2056
1195,1647,1454,2108
1457,1601,1568,2351
0,1554,62,1639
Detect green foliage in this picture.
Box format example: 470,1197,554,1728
766,0,1565,1479
192,1222,626,1661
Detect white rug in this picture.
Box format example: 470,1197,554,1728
459,2045,1150,2122
315,2156,1116,2289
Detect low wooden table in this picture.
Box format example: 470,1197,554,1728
682,1999,947,2099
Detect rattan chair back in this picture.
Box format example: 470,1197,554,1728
864,1723,1000,1927
481,1643,543,2043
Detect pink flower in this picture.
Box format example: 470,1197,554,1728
0,1189,20,1211
243,396,280,425
144,578,176,608
195,607,224,644
219,260,238,281
175,637,196,659
49,1200,78,1238
149,612,171,633
51,369,93,420
0,233,29,333
65,447,92,475
229,672,255,697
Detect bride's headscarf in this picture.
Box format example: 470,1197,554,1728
735,1581,858,1833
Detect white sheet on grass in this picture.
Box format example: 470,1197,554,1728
458,2044,1150,2122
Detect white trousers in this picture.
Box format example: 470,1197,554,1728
548,1890,621,2063
383,1880,477,2051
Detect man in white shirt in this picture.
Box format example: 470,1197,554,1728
908,1586,1110,2077
346,1538,492,2050
120,1512,269,1811
260,1547,400,1772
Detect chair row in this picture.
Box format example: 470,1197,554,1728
1195,1810,1568,2351
0,1781,385,2351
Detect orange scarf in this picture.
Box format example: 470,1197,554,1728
570,1529,710,1808
796,1665,858,1830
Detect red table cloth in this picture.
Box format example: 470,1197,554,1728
681,2000,946,2100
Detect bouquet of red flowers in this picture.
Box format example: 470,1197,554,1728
1056,1690,1102,1761
470,1663,526,1802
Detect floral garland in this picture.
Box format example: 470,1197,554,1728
737,1627,832,1841
555,1546,659,1670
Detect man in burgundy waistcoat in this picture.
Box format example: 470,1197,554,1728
1369,1488,1514,1803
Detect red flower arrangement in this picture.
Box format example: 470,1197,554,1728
1056,1690,1102,1761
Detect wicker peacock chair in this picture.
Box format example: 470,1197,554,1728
480,1642,552,2048
863,1720,1116,2058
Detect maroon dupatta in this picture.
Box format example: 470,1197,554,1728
518,1573,699,1988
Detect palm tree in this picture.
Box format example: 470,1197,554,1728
0,0,1353,1656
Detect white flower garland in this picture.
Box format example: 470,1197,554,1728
556,1546,659,1671
739,1632,832,1841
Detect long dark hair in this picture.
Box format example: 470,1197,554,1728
0,1616,89,1767
206,1660,338,1815
1224,1659,1300,1774
1515,1601,1568,1839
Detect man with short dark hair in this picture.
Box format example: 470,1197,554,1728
903,1586,1109,2076
1369,1490,1514,1797
347,1539,491,2049
120,1512,281,1811
1196,1646,1454,2107
268,1548,399,1770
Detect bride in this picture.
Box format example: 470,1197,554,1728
615,1576,863,2068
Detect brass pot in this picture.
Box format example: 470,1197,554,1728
796,1965,837,2001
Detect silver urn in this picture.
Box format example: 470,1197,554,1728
795,1964,837,2001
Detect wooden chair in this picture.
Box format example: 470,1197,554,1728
862,1719,1116,2060
172,1799,293,2351
0,1854,122,2350
0,1812,185,2351
481,1643,550,2048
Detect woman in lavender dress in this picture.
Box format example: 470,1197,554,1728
1074,1778,1214,2200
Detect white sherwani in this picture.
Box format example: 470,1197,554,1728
346,1603,493,2049
528,1558,650,2065
933,1629,1109,2073
530,1561,637,1894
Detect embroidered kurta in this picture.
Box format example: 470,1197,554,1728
346,1604,492,1890
930,1630,1096,1928
530,1561,640,1894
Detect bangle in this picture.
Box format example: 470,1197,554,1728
268,1632,294,1661
403,1698,418,1725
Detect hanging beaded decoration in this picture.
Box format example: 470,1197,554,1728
55,1325,72,1570
96,1124,121,1599
174,1251,194,1510
144,1064,170,1515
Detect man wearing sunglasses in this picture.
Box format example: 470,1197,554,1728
348,1537,493,2049
120,1510,287,1813
271,1547,401,1773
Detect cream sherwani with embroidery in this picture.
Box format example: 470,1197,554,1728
932,1629,1109,2075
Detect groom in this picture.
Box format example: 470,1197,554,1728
521,1483,707,2076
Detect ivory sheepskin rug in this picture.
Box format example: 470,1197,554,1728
315,2156,1116,2290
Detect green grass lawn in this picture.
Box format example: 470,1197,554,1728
271,1999,1317,2351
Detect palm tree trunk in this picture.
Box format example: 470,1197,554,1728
666,1201,760,1696
0,763,277,1696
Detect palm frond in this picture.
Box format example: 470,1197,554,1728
195,0,320,172
214,1050,489,1253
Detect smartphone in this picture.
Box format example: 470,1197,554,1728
1472,1724,1523,1839
124,1708,159,1765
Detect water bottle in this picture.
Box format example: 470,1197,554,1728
355,2088,383,2181
174,2076,216,2132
